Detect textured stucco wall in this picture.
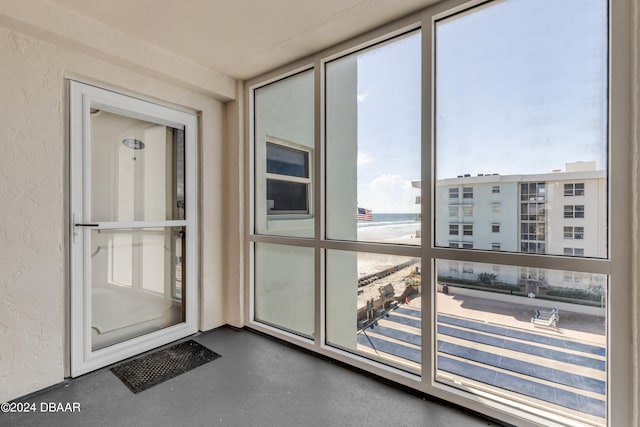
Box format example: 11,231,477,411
0,25,227,402
0,27,66,403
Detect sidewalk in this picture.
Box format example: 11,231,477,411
435,292,606,345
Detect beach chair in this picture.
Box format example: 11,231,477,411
531,307,559,330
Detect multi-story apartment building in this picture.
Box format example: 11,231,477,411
416,161,606,293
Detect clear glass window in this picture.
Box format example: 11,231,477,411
564,183,586,196
326,32,421,245
564,205,586,219
326,250,421,374
564,226,585,240
248,0,618,424
266,142,309,178
436,259,607,422
264,139,312,216
435,0,607,259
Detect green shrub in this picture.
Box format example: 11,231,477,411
545,289,602,302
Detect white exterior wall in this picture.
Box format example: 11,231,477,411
254,71,315,238
0,24,229,402
435,169,606,282
545,173,607,258
436,176,519,251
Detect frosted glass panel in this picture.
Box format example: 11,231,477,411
254,70,314,238
254,243,314,337
90,110,185,222
91,227,184,350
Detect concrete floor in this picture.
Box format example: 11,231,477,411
1,327,505,427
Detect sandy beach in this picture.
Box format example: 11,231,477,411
354,223,421,310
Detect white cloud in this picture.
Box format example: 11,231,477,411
357,152,374,167
371,174,408,187
357,92,368,103
359,174,418,213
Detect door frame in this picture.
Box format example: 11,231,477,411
69,80,198,377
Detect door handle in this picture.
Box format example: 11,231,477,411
72,213,99,243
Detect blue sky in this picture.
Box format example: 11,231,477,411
356,32,421,213
354,0,607,213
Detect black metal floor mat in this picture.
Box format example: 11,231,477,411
110,340,221,393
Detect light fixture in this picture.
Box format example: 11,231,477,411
122,138,145,150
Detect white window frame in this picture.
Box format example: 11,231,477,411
564,226,585,240
245,1,634,425
449,224,459,235
265,137,313,216
564,182,586,196
564,204,586,219
564,247,586,257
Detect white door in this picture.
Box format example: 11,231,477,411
69,81,198,376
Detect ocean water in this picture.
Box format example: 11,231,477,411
356,213,418,227
357,213,420,242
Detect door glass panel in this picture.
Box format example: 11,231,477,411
91,227,185,351
90,109,185,222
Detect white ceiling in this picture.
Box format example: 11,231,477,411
47,0,436,80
